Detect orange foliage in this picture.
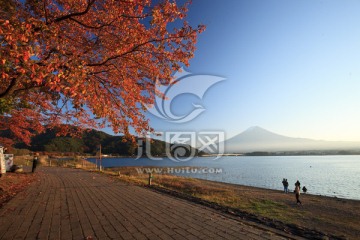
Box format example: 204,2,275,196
0,0,204,145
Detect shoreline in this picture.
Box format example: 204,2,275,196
196,177,360,202
109,164,360,202
105,166,360,239
85,153,360,158
185,176,360,202
105,165,360,202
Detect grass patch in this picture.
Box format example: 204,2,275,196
250,199,284,213
243,199,301,223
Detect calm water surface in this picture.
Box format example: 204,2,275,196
88,155,360,200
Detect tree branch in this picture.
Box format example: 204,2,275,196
43,0,49,24
68,17,115,29
12,84,45,96
86,35,187,67
120,13,151,19
52,0,96,23
0,77,17,98
68,12,150,29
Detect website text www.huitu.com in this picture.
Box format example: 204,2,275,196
135,167,223,175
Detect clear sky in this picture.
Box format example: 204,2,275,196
129,0,360,141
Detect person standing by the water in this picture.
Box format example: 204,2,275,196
32,153,39,173
282,178,286,193
284,179,289,193
295,185,302,205
295,180,301,188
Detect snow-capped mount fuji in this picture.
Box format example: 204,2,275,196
224,126,360,153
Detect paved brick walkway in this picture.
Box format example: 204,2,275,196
0,167,301,240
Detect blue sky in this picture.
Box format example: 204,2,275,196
143,0,360,141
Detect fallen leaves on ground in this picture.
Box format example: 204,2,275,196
0,172,37,208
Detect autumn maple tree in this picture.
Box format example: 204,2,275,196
0,0,204,146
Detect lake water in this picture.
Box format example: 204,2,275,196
87,155,360,200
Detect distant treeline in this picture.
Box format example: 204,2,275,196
2,128,202,157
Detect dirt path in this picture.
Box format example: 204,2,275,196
0,167,301,240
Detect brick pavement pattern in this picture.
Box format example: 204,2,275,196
0,167,300,240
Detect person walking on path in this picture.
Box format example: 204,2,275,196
32,153,39,173
295,185,302,205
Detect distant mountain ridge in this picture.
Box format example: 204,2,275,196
224,126,360,153
10,128,201,156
